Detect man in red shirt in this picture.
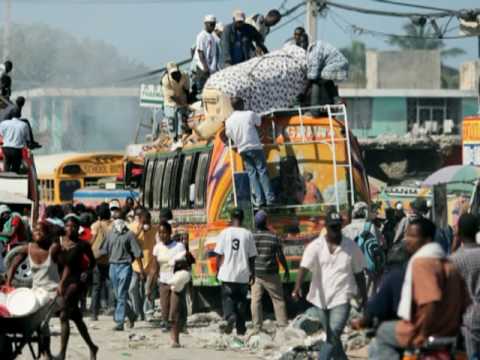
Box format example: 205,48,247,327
0,204,26,250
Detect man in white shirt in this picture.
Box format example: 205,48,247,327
225,97,275,207
193,15,219,95
293,210,367,360
0,108,30,173
215,208,257,335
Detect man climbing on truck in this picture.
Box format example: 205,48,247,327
225,97,275,208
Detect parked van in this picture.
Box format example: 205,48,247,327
141,105,370,309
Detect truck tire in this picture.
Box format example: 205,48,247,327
4,246,32,288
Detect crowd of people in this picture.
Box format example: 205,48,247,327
1,192,480,359
159,8,348,151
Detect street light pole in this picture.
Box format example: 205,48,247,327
3,0,11,61
306,0,318,43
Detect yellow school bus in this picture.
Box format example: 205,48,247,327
35,152,124,205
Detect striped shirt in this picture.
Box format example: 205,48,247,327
254,231,281,275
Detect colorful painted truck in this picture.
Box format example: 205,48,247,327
141,104,370,310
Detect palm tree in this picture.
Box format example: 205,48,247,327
340,40,367,87
388,22,465,88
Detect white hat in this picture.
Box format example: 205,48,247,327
204,14,216,23
0,204,11,216
215,22,224,32
109,200,121,210
232,9,246,22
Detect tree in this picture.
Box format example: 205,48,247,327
388,22,465,88
340,40,367,87
0,23,149,89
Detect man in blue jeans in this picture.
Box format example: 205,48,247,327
100,208,145,331
225,97,275,207
293,210,367,359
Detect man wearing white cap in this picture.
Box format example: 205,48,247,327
193,15,220,94
221,9,268,66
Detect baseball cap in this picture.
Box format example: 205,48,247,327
204,14,216,23
325,210,342,227
233,9,246,22
215,22,224,32
254,210,268,227
0,204,11,216
352,202,368,218
109,200,121,211
166,61,180,75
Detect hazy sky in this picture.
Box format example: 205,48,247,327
6,0,480,75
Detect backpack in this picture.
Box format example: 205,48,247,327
354,222,385,274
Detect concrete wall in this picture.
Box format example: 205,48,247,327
352,97,407,138
366,50,441,89
460,60,480,91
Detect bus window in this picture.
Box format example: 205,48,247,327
169,156,181,209
153,159,166,210
143,160,155,209
60,180,81,201
162,158,175,209
179,154,197,209
194,151,210,208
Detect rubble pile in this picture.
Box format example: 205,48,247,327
186,308,370,360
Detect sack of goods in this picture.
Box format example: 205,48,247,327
197,44,307,139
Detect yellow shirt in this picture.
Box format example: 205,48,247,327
161,72,190,108
129,222,157,273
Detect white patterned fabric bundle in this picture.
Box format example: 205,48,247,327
204,44,308,113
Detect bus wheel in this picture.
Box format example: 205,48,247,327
4,246,32,288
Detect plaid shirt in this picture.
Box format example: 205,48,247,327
307,40,349,81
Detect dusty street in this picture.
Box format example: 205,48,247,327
18,315,262,360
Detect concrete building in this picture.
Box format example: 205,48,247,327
366,50,442,89
341,88,479,139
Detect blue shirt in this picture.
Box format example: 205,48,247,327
0,118,30,148
366,265,406,323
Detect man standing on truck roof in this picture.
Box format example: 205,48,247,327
246,9,282,42
0,107,30,173
193,15,220,95
225,97,276,208
221,9,268,66
0,60,13,98
298,34,348,112
215,208,257,335
250,210,289,332
161,62,190,149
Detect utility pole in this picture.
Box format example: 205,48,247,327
3,0,11,61
306,0,318,43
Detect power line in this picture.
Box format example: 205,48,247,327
368,0,457,14
325,0,454,19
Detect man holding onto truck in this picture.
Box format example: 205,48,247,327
161,62,190,149
225,97,275,208
221,10,268,66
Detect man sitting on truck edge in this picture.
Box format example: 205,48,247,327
225,97,276,208
161,62,190,149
